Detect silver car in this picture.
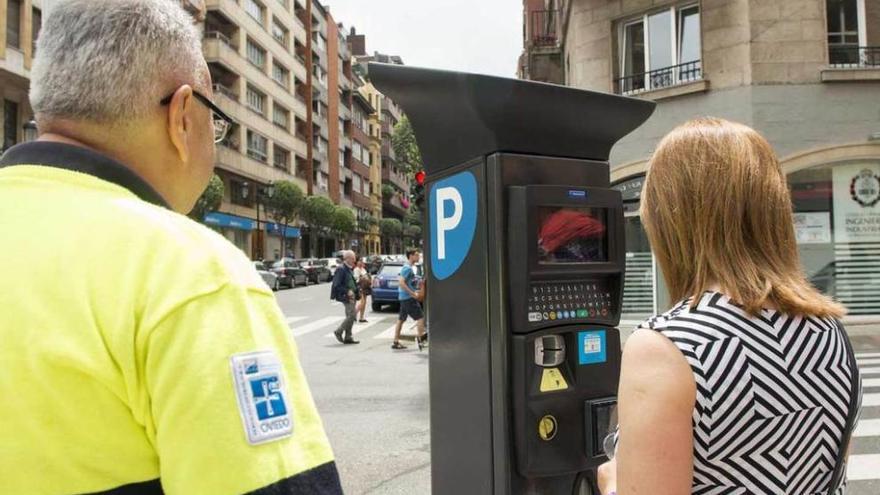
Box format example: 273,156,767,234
253,261,280,290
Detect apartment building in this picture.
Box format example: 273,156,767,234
350,33,411,223
521,0,880,321
0,0,42,151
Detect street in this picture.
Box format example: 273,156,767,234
276,282,430,494
279,283,880,494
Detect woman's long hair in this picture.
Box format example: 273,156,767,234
640,117,844,318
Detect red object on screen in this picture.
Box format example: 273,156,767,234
539,209,605,254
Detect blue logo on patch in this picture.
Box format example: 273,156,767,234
429,171,478,280
578,330,607,365
250,376,287,420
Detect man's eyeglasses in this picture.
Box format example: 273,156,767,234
160,90,235,143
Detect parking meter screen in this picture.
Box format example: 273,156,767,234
537,207,608,263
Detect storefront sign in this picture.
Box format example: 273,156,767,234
793,212,831,244
612,175,645,203
833,163,880,243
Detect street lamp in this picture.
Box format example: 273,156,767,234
22,118,38,143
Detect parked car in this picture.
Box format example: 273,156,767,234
270,258,308,288
297,258,333,284
253,261,280,290
371,262,424,311
322,257,341,277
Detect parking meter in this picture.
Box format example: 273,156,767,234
370,63,654,494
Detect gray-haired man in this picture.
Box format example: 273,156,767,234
331,250,360,344
0,1,342,493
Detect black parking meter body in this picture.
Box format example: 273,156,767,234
370,63,655,494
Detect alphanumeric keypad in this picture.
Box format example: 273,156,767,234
526,282,612,323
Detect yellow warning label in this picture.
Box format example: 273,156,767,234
538,415,557,441
539,367,569,392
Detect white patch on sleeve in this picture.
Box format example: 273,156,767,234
230,350,294,445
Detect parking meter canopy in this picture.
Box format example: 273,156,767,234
368,63,655,173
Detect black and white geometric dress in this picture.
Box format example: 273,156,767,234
635,291,862,494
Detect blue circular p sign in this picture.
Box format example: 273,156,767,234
429,171,478,280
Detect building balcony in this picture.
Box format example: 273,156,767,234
0,48,29,82
352,191,372,210
615,60,704,97
823,46,880,82
382,168,408,191
215,145,299,184
528,10,560,49
382,192,407,218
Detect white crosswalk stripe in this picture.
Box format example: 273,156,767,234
864,378,880,388
290,316,344,337
325,317,391,338
855,418,880,438
848,454,880,481
374,323,400,340
859,367,880,375
862,393,880,407
856,352,880,359
859,358,880,366
286,316,308,325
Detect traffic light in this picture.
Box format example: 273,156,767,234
411,170,426,211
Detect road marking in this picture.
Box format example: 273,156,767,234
374,323,402,340
859,358,880,366
847,454,880,481
856,352,880,359
291,316,344,337
286,316,308,325
860,367,880,375
863,393,880,407
864,378,880,388
325,317,390,338
855,418,880,438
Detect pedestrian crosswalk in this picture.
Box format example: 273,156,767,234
849,351,880,489
286,314,419,340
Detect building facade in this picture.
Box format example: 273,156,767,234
0,0,42,152
521,0,880,322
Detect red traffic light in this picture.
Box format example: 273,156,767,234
415,170,426,186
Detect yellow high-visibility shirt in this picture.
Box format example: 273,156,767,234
0,142,342,495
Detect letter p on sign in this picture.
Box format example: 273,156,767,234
429,171,478,280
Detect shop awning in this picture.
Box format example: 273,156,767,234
266,222,301,238
204,212,256,231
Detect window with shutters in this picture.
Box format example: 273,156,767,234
246,85,266,115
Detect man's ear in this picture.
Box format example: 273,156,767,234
166,85,194,163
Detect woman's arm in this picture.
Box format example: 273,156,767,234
603,329,697,495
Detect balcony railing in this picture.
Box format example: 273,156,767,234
212,83,236,101
615,60,702,95
530,10,559,47
829,46,880,68
205,30,233,48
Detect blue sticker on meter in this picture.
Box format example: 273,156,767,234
578,331,606,365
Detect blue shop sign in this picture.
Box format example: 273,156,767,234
204,212,256,231
265,223,301,238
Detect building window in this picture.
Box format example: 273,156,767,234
272,17,289,46
273,104,290,129
247,130,269,162
244,0,265,25
246,85,266,115
32,8,41,54
353,174,362,195
7,0,21,49
3,100,18,150
789,160,880,315
272,62,289,88
246,39,266,69
617,4,701,94
273,145,290,171
230,178,254,207
826,0,873,66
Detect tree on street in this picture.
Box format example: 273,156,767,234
265,181,305,257
302,195,336,256
331,206,356,249
188,174,223,222
380,218,403,253
392,116,422,175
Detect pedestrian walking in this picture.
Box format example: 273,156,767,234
391,249,427,350
0,1,342,493
596,118,861,495
354,258,371,323
331,250,360,344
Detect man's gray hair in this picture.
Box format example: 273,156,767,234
30,0,206,124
